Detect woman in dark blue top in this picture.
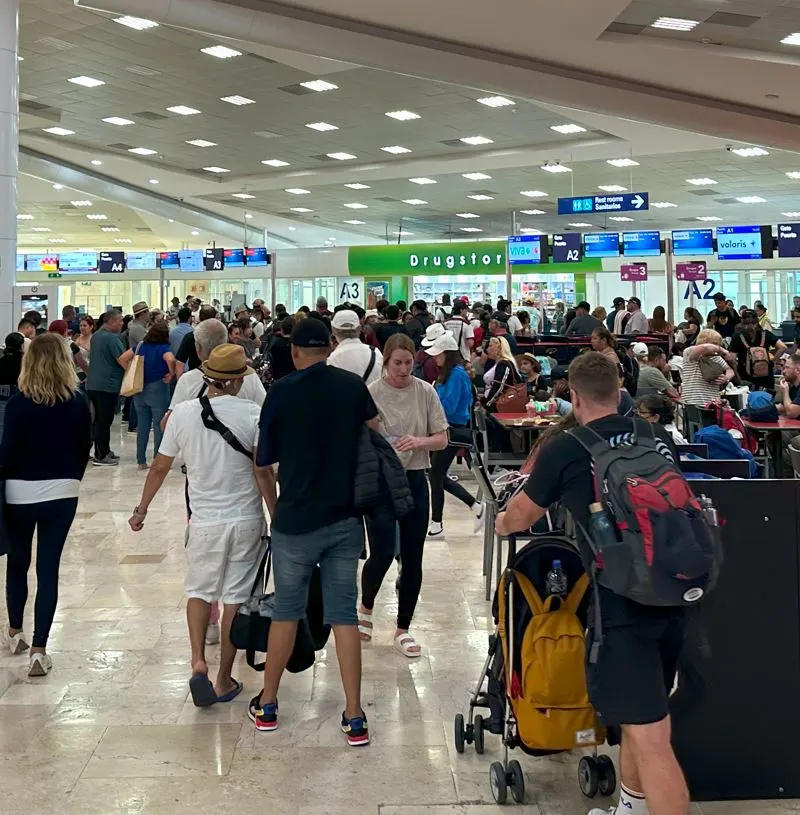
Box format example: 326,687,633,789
2,333,91,676
133,320,176,469
424,333,483,537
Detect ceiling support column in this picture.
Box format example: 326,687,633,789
0,0,18,336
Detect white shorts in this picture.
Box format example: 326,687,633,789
185,517,266,604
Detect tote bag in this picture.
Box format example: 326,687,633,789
495,382,528,414
120,345,144,397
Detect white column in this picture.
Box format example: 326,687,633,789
0,0,18,336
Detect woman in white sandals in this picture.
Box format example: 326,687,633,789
360,334,448,657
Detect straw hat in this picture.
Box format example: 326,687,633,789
132,301,149,316
200,343,253,380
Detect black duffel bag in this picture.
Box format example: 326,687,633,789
230,538,331,672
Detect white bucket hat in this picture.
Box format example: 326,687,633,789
424,333,459,356
421,323,452,347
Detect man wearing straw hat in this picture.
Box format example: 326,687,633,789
128,343,266,708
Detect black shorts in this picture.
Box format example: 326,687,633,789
586,587,686,731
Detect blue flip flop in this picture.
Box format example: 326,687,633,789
189,673,217,707
216,679,243,704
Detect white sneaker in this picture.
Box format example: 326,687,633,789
427,522,444,538
28,652,52,677
205,623,220,645
6,630,28,656
472,502,486,533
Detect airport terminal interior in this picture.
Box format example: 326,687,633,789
4,0,800,812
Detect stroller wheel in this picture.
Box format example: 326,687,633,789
490,761,508,804
473,714,485,754
597,754,617,798
508,759,525,803
578,755,600,798
454,713,466,754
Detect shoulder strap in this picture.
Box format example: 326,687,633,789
563,573,590,614
362,347,377,382
199,395,253,460
513,571,545,616
198,382,208,398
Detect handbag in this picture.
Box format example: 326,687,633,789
448,424,473,449
698,355,727,384
120,344,144,397
495,382,528,413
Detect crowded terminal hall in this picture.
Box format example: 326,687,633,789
5,2,800,813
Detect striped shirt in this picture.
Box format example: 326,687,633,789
681,350,725,406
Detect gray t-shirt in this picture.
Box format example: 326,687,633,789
127,319,147,350
638,365,673,393
368,376,448,470
86,328,125,393
566,315,603,336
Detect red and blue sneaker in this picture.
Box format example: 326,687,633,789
341,710,370,746
248,693,278,732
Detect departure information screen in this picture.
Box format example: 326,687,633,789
584,232,620,258
623,230,661,257
672,229,714,256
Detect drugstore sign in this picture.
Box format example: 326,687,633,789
348,242,602,276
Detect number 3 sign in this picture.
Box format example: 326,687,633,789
336,277,363,305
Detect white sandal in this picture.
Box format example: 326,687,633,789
358,609,373,643
394,632,422,658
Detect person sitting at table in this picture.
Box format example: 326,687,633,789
728,308,786,390
681,329,738,407
591,327,638,396
636,393,688,444
637,346,681,401
532,388,572,418
483,337,521,409
518,353,542,397
776,351,800,418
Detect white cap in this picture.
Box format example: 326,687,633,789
331,309,360,330
421,323,451,347
631,341,649,357
424,333,459,356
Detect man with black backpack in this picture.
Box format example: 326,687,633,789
728,308,786,390
496,352,721,815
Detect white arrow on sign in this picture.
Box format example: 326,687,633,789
631,194,645,209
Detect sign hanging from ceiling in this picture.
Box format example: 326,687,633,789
558,192,649,216
676,262,707,281
620,263,648,282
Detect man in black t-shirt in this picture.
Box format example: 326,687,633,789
175,305,217,374
253,318,379,746
706,292,740,339
728,309,786,389
496,352,687,815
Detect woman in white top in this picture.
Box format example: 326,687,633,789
681,329,737,407
360,333,448,658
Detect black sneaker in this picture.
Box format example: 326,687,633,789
91,455,119,467
341,710,370,746
248,692,278,732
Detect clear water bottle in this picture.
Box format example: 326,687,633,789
545,559,568,598
589,502,617,549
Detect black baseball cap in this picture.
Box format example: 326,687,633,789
490,310,509,324
291,319,330,348
627,296,642,307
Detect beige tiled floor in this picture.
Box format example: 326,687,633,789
0,422,797,814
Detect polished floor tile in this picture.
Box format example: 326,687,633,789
0,425,797,813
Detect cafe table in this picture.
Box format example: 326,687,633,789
741,416,800,478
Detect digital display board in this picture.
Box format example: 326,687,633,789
204,248,224,271
245,247,270,267
98,251,126,273
550,233,582,263
584,232,620,258
179,249,204,272
126,252,157,270
778,223,800,258
508,235,547,265
224,248,245,267
25,254,59,272
58,251,98,273
716,224,773,260
158,251,180,270
16,254,25,272
672,229,714,257
623,230,661,257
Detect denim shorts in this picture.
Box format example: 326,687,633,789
271,517,364,626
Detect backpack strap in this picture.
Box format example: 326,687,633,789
199,395,253,460
563,573,590,615
513,571,545,616
362,347,377,382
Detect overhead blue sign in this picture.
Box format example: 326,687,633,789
551,233,582,263
778,223,800,258
557,191,648,216
507,234,544,265
716,224,772,260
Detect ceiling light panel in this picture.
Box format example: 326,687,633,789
344,219,366,224
16,214,33,220
456,213,480,219
686,177,718,185
380,146,412,154
697,216,722,222
782,212,800,217
568,222,593,227
463,172,492,181
166,105,201,116
609,216,634,222
103,116,135,126
290,207,313,213
202,166,230,173
385,110,420,121
300,80,338,92
221,95,255,105
86,214,107,220
781,33,800,45
71,200,92,207
409,177,436,185
476,96,514,108
326,152,357,161
344,183,370,190
551,123,587,134
285,188,311,195
460,136,494,145
200,45,242,59
460,227,483,233
90,160,103,166
187,139,217,147
101,226,120,232
232,193,255,199
607,158,639,167
114,16,159,30
344,202,368,209
129,147,157,155
651,201,678,208
786,171,800,179
467,194,494,201
68,76,105,87
731,146,769,157
42,127,74,136
261,159,290,167
403,199,427,205
521,190,548,198
305,121,338,131
598,185,627,192
115,239,132,243
48,238,66,243
520,209,545,215
541,163,572,173
31,227,51,232
735,195,766,203
651,17,700,31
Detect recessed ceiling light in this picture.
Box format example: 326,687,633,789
456,212,480,219
200,45,242,59
48,238,67,243
476,96,514,108
607,158,640,167
70,200,92,207
609,216,634,222
344,219,366,225
598,185,627,192
261,159,290,167
287,226,296,231
245,213,253,219
327,152,357,161
731,146,769,157
285,188,311,195
651,201,678,208
17,56,23,61
385,110,420,121
52,184,64,190
305,121,338,131
191,230,200,236
551,123,587,134
290,207,313,213
736,195,766,203
787,171,800,180
686,177,718,185
409,177,436,185
186,139,217,148
460,227,483,233
86,214,107,220
68,75,105,88
129,147,157,155
520,209,545,215
344,183,371,190
103,116,135,126
114,16,159,30
568,222,593,228
220,95,255,106
300,79,338,92
16,214,33,220
541,163,572,173
31,227,51,232
521,190,548,198
90,159,103,166
463,172,492,181
393,230,414,236
460,136,494,146
520,228,544,234
403,199,427,205
166,105,201,116
202,166,230,173
781,33,800,45
232,192,255,199
380,145,412,154
782,212,800,218
42,126,75,136
148,179,160,185
115,238,132,244
101,226,121,232
467,194,494,201
651,16,700,32
344,202,368,209
697,216,722,222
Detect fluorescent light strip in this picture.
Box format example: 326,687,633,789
781,33,800,45
520,190,548,198
403,199,427,205
460,136,494,146
103,117,135,126
380,145,412,154
201,45,242,59
607,158,639,167
68,76,105,87
456,212,480,219
43,127,74,136
651,202,677,208
232,193,255,199
166,105,201,116
344,219,366,225
220,95,255,106
731,147,769,157
651,16,700,31
598,185,627,192
262,159,290,167
409,177,436,185
129,147,156,155
344,183,370,190
113,16,159,30
17,214,33,220
385,110,420,121
541,163,571,173
344,203,368,209
551,123,587,134
686,177,718,185
519,209,545,215
468,194,494,201
463,172,491,181
300,80,338,92
735,195,766,203
305,121,338,131
285,188,311,195
476,96,514,108
697,216,722,222
186,139,217,147
326,152,357,161
290,207,313,213
202,166,230,173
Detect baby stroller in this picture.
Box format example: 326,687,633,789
454,533,616,805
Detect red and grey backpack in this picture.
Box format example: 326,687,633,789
569,420,722,614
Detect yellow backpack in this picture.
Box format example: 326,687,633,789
499,571,605,752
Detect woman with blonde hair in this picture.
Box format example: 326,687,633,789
483,335,521,409
2,333,91,676
681,328,738,406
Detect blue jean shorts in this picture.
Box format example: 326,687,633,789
271,517,364,626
